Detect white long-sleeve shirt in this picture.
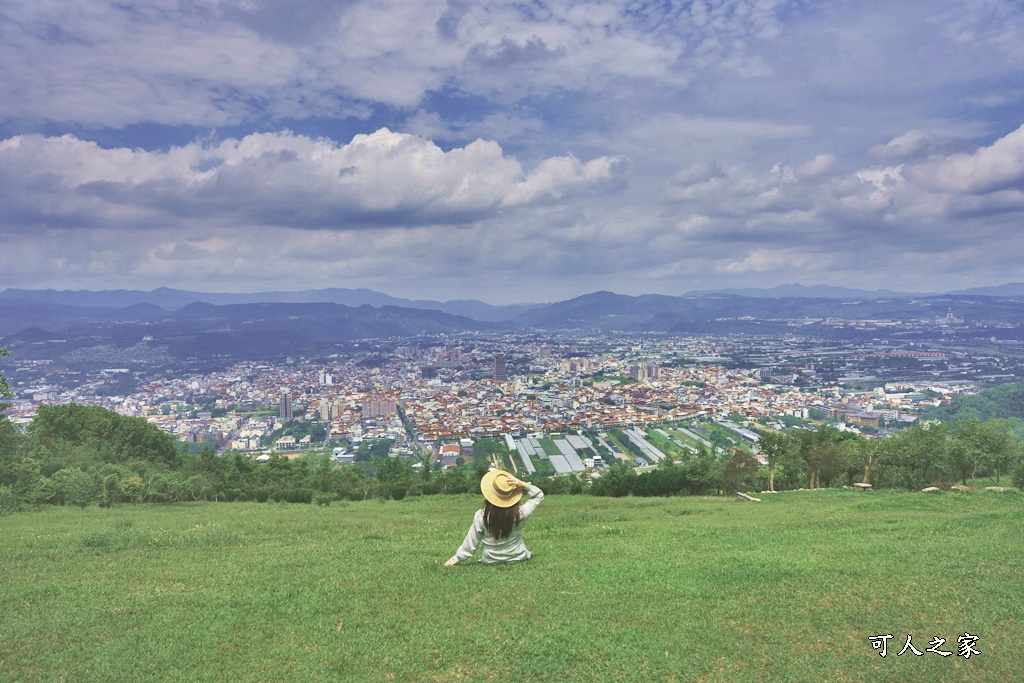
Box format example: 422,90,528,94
449,485,544,565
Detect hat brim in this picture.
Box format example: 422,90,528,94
481,469,523,507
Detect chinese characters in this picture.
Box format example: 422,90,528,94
869,633,981,659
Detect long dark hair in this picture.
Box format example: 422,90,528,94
482,500,523,539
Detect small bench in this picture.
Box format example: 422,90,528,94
853,483,872,491
735,492,761,502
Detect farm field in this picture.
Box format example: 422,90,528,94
1,490,1021,682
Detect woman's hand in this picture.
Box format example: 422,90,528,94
444,557,457,567
507,475,530,489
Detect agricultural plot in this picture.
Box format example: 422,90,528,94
506,434,536,474
673,424,715,451
548,454,573,474
654,428,697,454
715,419,760,446
506,435,587,474
624,427,666,463
554,439,585,472
595,433,624,460
564,434,592,451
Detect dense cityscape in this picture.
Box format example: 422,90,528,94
6,326,1012,475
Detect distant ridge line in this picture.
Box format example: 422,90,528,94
682,283,925,299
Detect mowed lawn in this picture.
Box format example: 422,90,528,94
1,490,1021,682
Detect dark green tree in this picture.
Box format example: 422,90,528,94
51,467,96,508
373,455,414,499
895,422,949,487
756,430,790,492
952,417,1017,486
590,462,637,497
438,466,469,495
722,449,759,493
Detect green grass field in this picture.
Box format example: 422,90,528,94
2,490,1021,682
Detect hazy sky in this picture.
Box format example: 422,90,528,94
3,0,1024,304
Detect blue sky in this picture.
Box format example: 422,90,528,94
2,0,1024,304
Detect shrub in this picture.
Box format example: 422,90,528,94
222,488,243,502
313,491,335,506
1013,463,1024,490
0,485,18,515
272,488,314,504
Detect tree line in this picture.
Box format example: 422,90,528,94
0,404,500,511
1,403,1023,514
587,418,1023,499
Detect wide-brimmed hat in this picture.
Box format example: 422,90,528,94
480,469,522,508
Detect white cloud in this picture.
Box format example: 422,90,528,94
715,247,832,275
905,123,1024,194
933,0,1024,62
0,129,624,230
502,154,625,206
867,130,975,162
656,126,1024,261
0,0,805,128
796,154,838,180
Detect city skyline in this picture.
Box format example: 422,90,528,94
3,1,1024,305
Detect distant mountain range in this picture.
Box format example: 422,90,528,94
0,300,497,365
684,283,920,298
4,285,1024,364
684,282,1024,298
950,283,1024,297
506,289,1024,334
0,287,542,323
6,282,1023,318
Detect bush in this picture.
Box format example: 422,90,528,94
535,477,569,495
51,468,96,508
222,488,244,502
0,485,18,515
270,488,314,504
590,463,637,497
1013,463,1024,490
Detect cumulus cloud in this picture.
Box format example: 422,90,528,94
905,123,1024,194
796,154,838,180
663,158,813,215
658,125,1024,262
715,247,832,275
503,154,626,206
0,129,624,230
867,129,976,161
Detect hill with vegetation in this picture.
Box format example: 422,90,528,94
923,382,1024,425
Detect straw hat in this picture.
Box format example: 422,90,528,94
480,469,522,507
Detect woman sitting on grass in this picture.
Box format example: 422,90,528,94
444,470,544,566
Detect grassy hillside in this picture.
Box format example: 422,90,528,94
1,491,1021,682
